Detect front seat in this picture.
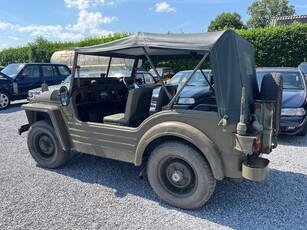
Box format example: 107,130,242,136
103,87,153,127
154,85,177,113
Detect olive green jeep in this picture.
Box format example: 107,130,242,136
19,30,282,209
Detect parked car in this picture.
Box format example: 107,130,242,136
256,67,307,136
0,66,5,71
134,70,157,87
0,63,71,109
298,62,307,82
150,69,212,113
148,67,175,82
19,30,282,210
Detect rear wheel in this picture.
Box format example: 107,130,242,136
27,120,69,168
260,73,283,136
147,141,216,209
0,90,11,110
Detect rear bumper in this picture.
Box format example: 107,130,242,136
280,115,307,135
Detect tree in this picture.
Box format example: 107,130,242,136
207,12,247,32
247,0,295,28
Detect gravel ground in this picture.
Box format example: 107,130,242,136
0,100,306,230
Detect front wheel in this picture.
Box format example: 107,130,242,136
0,90,11,110
27,120,69,168
147,141,216,209
298,122,307,136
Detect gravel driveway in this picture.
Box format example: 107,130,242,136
1,101,306,230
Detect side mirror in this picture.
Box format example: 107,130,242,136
59,86,69,106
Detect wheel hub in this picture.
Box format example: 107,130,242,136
38,136,54,155
171,170,184,182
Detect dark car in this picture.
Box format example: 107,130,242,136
256,68,307,136
298,62,307,82
150,69,212,113
0,63,71,109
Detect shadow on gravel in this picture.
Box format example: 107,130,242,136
51,153,306,229
277,134,307,147
0,100,27,114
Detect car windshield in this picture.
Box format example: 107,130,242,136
1,64,24,79
299,63,307,73
76,54,134,78
167,70,210,86
257,71,304,90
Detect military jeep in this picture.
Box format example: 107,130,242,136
19,30,282,210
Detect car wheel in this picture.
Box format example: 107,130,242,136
27,120,69,168
260,73,283,136
147,141,216,209
0,90,11,110
298,122,307,136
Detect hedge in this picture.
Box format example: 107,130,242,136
237,23,307,67
0,25,306,69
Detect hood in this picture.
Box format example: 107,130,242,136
29,82,69,94
153,85,210,101
0,72,13,82
177,86,210,100
282,89,306,108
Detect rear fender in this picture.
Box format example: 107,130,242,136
135,121,225,180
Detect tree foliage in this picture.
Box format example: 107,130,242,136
208,12,247,32
238,24,307,67
247,0,295,28
0,33,130,66
0,26,306,69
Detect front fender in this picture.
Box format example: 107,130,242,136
135,121,225,180
22,103,71,152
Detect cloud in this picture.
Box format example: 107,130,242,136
17,24,84,41
8,36,20,41
67,10,117,35
64,0,116,10
1,0,118,47
0,22,14,30
93,0,116,6
155,2,176,13
64,0,90,10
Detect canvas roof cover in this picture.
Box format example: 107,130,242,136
74,30,259,123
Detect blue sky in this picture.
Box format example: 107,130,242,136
0,0,306,49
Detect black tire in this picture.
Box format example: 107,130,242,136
27,120,69,168
147,141,216,209
260,73,283,136
298,122,307,136
0,90,11,110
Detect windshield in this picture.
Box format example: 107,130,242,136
257,71,305,90
76,54,135,78
1,64,24,79
299,63,307,73
167,70,210,86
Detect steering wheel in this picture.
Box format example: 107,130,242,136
122,77,139,89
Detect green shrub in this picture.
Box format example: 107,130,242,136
0,26,306,68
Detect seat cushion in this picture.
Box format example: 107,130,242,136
103,113,127,125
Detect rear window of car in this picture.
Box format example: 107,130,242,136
58,65,71,76
257,70,305,90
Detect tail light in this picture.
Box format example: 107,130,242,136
253,138,261,153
